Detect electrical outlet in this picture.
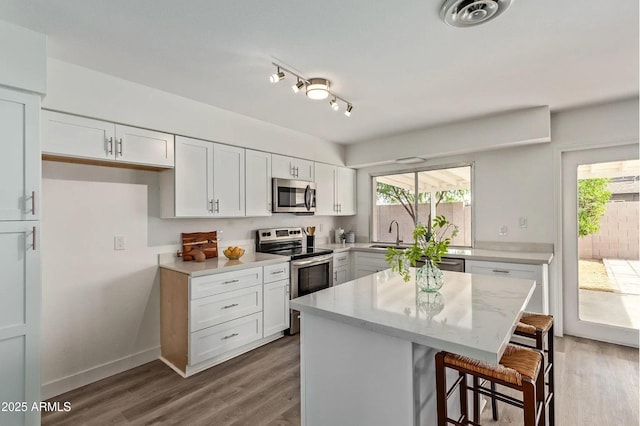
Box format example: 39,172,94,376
114,235,126,250
519,217,528,228
498,226,508,236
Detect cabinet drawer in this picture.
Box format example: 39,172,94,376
333,252,351,268
263,263,290,284
190,267,262,300
190,285,263,332
465,260,539,283
354,252,388,268
190,312,262,365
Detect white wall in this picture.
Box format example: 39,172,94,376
41,161,341,398
345,106,550,168
0,20,46,94
43,58,344,165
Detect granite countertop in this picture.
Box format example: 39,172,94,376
160,252,289,277
317,243,553,265
290,269,535,363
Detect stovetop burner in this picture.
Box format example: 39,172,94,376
255,227,333,260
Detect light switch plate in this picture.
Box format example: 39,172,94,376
519,217,528,228
114,235,126,250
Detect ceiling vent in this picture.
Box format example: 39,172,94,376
440,0,512,27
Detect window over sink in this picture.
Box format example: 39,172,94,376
372,164,472,247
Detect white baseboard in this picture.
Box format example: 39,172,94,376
41,346,160,400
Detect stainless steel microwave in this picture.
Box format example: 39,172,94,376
272,178,316,214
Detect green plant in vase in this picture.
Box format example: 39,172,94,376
385,215,459,291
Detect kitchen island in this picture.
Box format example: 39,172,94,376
290,269,535,426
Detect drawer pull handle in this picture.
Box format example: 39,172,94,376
223,279,239,284
271,270,285,275
337,257,347,261
492,269,510,274
222,333,239,340
222,303,239,309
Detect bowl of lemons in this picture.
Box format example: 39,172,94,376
223,246,245,260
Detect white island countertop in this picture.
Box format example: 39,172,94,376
290,269,535,363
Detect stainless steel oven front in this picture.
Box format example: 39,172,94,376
288,253,334,334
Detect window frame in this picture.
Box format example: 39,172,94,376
370,161,475,248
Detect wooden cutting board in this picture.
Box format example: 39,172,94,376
181,231,218,261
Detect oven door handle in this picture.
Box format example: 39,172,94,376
291,254,333,267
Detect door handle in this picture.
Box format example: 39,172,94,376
221,333,239,340
222,303,239,309
31,191,36,216
117,138,123,156
107,137,114,155
32,226,36,251
215,199,220,213
209,199,214,212
492,269,510,274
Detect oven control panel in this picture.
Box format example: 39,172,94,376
257,227,303,243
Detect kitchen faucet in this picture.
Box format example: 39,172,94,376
388,220,402,246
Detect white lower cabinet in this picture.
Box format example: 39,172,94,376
190,312,263,365
263,280,290,336
465,260,549,314
333,252,352,285
354,252,389,279
160,261,290,377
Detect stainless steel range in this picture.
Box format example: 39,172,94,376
256,227,333,334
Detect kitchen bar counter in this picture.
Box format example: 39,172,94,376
159,252,288,277
317,242,553,265
290,269,535,426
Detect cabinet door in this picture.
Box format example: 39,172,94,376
263,280,290,336
213,144,245,217
0,222,41,426
245,150,272,217
272,154,295,179
41,110,115,162
314,163,337,215
0,89,40,221
334,267,350,285
336,167,356,215
354,265,384,279
295,158,315,181
115,124,174,168
174,136,214,217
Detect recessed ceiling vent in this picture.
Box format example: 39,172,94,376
440,0,512,27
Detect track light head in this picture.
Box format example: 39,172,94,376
344,104,353,117
270,67,285,83
292,78,305,93
330,98,339,111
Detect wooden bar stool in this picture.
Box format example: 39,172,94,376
512,312,555,426
435,344,545,426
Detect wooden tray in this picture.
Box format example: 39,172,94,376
181,231,218,261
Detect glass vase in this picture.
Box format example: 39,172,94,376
416,259,444,292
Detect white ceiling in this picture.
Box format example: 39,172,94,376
0,0,637,144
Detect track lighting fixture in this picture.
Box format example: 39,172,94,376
292,78,305,93
269,67,285,83
269,62,354,117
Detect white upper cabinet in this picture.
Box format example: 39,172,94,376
314,163,337,216
0,88,40,221
162,136,245,218
173,136,214,217
42,110,174,168
336,166,356,215
245,150,272,217
212,144,245,217
114,124,174,167
313,163,356,216
272,154,314,181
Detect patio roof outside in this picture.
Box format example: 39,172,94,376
375,166,471,193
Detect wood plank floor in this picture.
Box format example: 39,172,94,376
43,335,638,425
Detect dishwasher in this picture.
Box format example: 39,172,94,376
417,256,465,272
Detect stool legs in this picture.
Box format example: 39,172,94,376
547,324,555,426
